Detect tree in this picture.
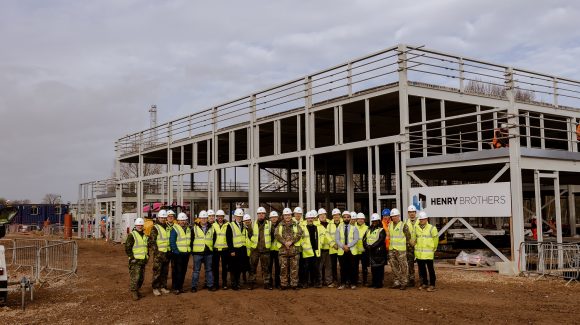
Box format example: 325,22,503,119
42,193,62,205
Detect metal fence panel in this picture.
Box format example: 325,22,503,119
37,241,77,281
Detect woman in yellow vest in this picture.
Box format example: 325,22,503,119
191,211,216,292
414,211,439,292
124,217,148,301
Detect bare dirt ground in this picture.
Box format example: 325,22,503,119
1,237,579,325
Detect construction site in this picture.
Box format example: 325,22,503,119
2,44,580,324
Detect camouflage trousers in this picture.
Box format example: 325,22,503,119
152,251,170,289
406,247,416,283
388,250,408,286
129,259,147,292
249,250,271,285
279,254,299,288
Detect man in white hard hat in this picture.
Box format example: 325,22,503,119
335,211,359,290
248,207,273,290
293,207,305,226
226,208,246,290
149,210,171,296
405,205,420,287
268,211,282,289
354,212,369,287
293,207,307,287
169,212,191,294
300,210,326,288
207,209,216,226
275,207,303,290
325,208,342,287
191,210,216,292
363,213,387,288
317,208,332,287
166,210,176,227
242,214,253,286
125,217,149,300
211,209,229,290
387,208,411,290
414,211,439,292
349,211,357,225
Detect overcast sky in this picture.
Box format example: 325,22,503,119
1,0,579,203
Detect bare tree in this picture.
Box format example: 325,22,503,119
10,199,31,204
464,79,535,102
42,193,62,205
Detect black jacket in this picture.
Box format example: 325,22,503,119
363,226,387,267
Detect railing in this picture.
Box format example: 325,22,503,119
519,241,580,285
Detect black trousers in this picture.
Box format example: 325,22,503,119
171,253,190,291
269,250,280,287
212,250,229,288
370,265,384,288
230,247,246,287
417,259,436,286
303,256,320,286
330,253,339,283
298,255,307,286
354,252,369,284
338,252,355,285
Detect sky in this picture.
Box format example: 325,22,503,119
1,0,580,203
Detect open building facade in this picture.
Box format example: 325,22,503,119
90,44,580,267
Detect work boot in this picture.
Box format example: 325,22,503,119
190,287,197,293
131,291,139,301
408,280,415,287
153,289,161,296
400,284,407,291
160,288,171,294
137,291,143,298
350,285,356,290
173,290,180,295
248,283,254,290
209,286,217,292
427,286,436,292
327,283,335,288
222,285,229,290
337,285,345,290
390,283,400,289
419,284,428,290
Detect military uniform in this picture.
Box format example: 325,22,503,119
405,218,420,285
388,221,411,288
275,221,303,289
125,229,148,298
149,222,171,292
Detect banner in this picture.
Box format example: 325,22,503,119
409,182,512,218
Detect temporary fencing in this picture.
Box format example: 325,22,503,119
519,241,580,285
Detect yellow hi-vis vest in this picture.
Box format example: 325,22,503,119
245,226,252,256
192,224,214,253
230,222,245,248
250,220,271,249
212,222,229,251
275,223,299,249
366,227,382,246
388,221,406,252
154,224,170,253
356,223,368,253
406,218,419,238
174,224,191,253
300,224,326,258
414,223,439,260
337,224,357,256
326,221,342,254
131,230,148,260
270,223,280,252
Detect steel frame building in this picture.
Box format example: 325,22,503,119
112,44,580,267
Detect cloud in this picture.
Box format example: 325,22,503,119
1,0,579,202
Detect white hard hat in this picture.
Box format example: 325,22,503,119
234,208,244,217
207,209,215,216
305,211,316,219
216,210,225,216
243,214,252,221
199,210,208,219
500,123,508,129
257,207,267,214
177,213,188,221
390,208,400,217
370,213,381,222
293,207,303,214
310,210,318,217
157,210,167,218
418,211,428,220
356,212,365,220
269,211,279,218
332,208,341,216
135,218,145,226
350,211,357,218
407,205,417,212
317,208,327,215
283,208,292,215
342,210,350,216
167,210,176,216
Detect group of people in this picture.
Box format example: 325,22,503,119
125,205,439,301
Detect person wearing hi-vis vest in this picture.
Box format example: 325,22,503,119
335,211,359,290
405,205,420,287
316,208,332,287
275,208,304,290
211,209,229,290
414,211,439,292
363,213,387,288
387,208,412,290
293,207,308,289
169,212,192,295
149,209,171,296
125,217,148,301
354,212,369,287
325,208,342,287
268,211,282,289
226,209,246,290
191,210,216,293
248,207,272,290
301,210,326,288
